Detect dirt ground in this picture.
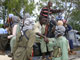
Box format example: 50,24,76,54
0,55,11,60
0,51,80,60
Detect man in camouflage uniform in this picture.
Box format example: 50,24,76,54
13,13,35,60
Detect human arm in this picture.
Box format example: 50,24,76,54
51,9,64,13
34,22,49,42
36,33,49,43
8,25,18,39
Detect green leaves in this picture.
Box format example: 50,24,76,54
3,0,35,14
68,0,80,31
25,2,35,14
2,0,80,31
0,24,3,28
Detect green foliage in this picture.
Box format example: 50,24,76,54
3,0,35,14
68,0,80,31
61,0,71,2
69,20,80,31
69,10,80,31
25,2,35,14
41,0,48,2
2,0,80,31
0,24,3,28
70,10,80,21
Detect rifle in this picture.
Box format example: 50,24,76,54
13,8,29,40
13,8,23,19
45,7,56,37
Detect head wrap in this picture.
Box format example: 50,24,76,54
23,13,30,20
9,14,14,18
12,16,20,23
22,13,34,31
11,16,20,27
55,26,65,37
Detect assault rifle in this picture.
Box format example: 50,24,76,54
13,8,23,19
13,8,29,40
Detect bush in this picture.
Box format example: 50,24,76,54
0,24,3,28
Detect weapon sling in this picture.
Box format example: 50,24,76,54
13,8,29,40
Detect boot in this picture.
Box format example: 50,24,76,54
8,53,13,57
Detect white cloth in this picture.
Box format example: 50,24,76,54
55,26,65,37
23,18,34,31
34,22,42,34
9,14,14,18
34,22,45,37
34,22,45,34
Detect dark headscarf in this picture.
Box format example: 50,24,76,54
11,16,20,27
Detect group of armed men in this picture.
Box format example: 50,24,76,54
0,1,77,60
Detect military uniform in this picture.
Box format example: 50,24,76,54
13,29,35,60
13,14,35,60
8,16,20,54
10,24,20,53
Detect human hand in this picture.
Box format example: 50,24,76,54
44,37,49,43
8,36,11,39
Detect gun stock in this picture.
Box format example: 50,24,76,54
13,8,23,19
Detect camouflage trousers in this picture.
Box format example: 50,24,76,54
13,29,35,60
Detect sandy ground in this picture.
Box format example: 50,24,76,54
0,51,80,60
0,54,12,60
69,51,80,60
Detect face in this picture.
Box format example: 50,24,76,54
48,2,52,7
41,18,48,24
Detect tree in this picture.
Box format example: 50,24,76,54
3,0,35,14
68,0,80,31
40,0,80,31
3,0,80,31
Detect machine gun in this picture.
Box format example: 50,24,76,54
13,8,29,40
13,8,23,19
45,8,56,37
46,19,56,38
